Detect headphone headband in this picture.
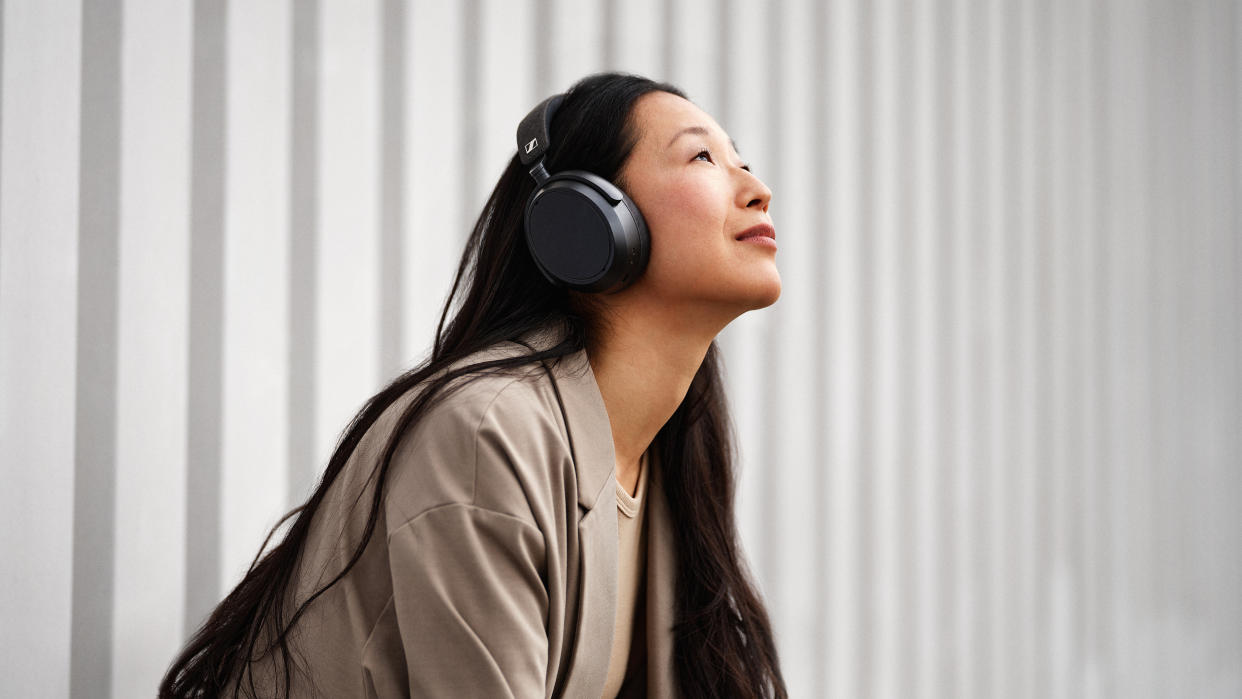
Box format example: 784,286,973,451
516,94,564,170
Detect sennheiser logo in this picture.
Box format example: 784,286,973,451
525,138,539,154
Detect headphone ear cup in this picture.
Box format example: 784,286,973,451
524,170,649,293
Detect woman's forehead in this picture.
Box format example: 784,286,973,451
631,92,732,151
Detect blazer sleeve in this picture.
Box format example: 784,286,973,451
388,502,549,698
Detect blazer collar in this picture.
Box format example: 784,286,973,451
517,323,616,511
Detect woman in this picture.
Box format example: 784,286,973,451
160,72,787,699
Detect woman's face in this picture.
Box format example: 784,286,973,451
617,91,780,318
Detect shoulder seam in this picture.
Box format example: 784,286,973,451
468,374,531,507
386,501,543,542
387,372,548,534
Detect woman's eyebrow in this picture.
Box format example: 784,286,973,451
666,125,740,154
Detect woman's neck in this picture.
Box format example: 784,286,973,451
585,309,723,490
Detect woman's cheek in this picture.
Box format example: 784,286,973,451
661,179,716,218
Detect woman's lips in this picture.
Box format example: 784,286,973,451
736,224,777,250
738,235,778,250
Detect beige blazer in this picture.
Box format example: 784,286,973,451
239,324,679,698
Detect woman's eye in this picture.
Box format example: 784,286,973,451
693,150,713,163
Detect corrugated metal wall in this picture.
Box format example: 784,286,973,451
1,1,1238,697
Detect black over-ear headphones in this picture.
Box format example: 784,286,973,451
516,94,650,294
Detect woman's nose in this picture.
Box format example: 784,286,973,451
737,169,772,212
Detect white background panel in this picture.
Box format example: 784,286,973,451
767,0,821,694
1015,2,1043,695
0,2,81,695
911,1,943,695
111,1,191,695
220,0,292,590
316,0,382,474
983,1,1018,695
608,0,663,79
869,0,902,694
949,2,982,696
477,0,536,215
405,0,466,361
1102,7,1150,696
667,0,720,114
823,1,863,696
549,0,604,93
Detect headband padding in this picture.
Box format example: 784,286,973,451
516,94,564,166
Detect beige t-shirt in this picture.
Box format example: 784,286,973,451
600,451,650,698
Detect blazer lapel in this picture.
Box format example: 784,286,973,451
555,490,618,697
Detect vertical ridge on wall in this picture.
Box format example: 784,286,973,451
824,1,863,695
600,0,618,73
1028,0,1056,694
1148,4,1184,696
405,0,465,357
548,0,603,95
1234,3,1242,688
984,1,1017,695
458,0,480,247
533,0,552,96
1231,3,1242,692
1103,3,1139,695
853,0,877,691
949,0,978,693
476,0,534,207
1048,0,1076,693
714,0,732,126
668,0,719,113
1134,6,1158,690
659,0,673,79
891,2,917,695
0,0,4,284
769,0,818,692
911,3,941,696
221,0,292,591
809,0,832,693
868,0,898,694
1083,1,1109,695
606,0,661,79
288,0,318,506
0,3,82,697
966,1,993,695
71,1,120,696
184,0,227,639
111,1,192,695
934,0,958,695
379,0,406,382
314,0,381,487
760,0,788,651
1186,3,1237,693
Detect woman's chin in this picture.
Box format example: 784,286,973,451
746,274,782,310
716,274,782,314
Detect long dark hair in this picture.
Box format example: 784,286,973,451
160,72,787,699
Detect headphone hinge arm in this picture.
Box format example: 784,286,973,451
528,160,551,185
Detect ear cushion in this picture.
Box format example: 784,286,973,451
524,170,649,294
